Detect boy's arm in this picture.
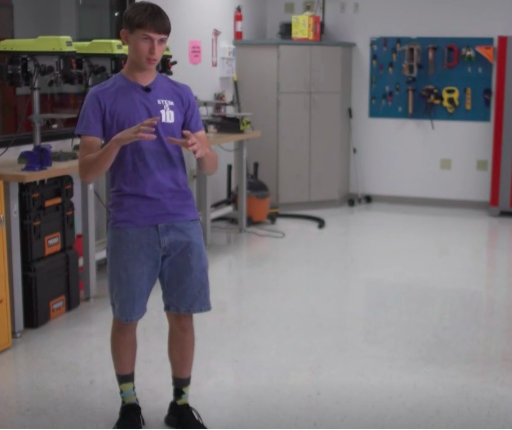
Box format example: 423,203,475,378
168,85,218,175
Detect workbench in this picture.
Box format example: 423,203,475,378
0,130,260,337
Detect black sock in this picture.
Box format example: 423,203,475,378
117,373,139,405
173,376,191,405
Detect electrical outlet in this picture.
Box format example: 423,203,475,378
284,2,295,13
303,1,315,13
477,160,489,171
340,1,346,13
440,159,452,170
353,2,359,13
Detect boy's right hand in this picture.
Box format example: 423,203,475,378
113,117,159,146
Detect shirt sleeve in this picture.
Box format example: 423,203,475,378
74,89,105,140
182,85,204,134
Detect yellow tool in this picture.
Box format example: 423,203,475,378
464,87,472,111
442,87,460,114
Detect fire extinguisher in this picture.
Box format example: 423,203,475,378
234,6,243,40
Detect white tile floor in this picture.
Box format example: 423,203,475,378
2,203,512,428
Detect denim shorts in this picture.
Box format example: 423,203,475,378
106,220,211,323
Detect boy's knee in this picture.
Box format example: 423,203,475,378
112,318,138,335
167,313,194,334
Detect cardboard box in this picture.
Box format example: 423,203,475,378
292,15,321,41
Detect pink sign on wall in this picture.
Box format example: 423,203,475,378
188,40,202,64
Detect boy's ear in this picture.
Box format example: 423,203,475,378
120,29,129,45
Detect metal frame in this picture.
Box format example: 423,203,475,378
197,139,248,246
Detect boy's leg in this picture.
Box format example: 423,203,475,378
158,220,210,429
107,226,162,428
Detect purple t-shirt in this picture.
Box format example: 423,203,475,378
75,72,204,228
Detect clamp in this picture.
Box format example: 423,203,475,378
442,87,460,113
445,45,459,68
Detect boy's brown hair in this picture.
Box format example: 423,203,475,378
123,1,171,36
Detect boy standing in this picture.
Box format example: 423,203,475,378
75,2,217,428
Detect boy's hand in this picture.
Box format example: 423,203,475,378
113,117,159,147
167,130,210,159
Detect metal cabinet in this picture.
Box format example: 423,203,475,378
235,40,354,205
278,93,311,203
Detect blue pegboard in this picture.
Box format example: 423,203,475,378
368,37,494,122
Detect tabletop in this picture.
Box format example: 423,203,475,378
0,130,262,183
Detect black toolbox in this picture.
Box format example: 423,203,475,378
19,175,74,213
21,200,75,263
22,249,80,329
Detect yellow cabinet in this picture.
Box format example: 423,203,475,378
0,181,12,353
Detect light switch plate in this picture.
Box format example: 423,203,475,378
440,159,452,170
477,160,489,171
303,1,316,13
284,2,295,13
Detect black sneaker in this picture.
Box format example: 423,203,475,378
114,403,145,429
164,401,207,429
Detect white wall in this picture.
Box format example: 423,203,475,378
147,0,267,204
266,0,512,203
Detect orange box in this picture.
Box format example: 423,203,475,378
308,15,321,41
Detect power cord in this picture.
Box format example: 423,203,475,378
212,221,286,239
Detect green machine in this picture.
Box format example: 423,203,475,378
73,39,127,88
160,45,177,76
0,36,79,170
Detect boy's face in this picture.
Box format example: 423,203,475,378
121,29,169,71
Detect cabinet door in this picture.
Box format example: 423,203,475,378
311,46,342,93
236,45,279,198
278,45,311,93
0,181,11,352
278,93,310,204
310,93,346,202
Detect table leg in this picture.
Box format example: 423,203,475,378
236,140,247,231
197,172,211,246
4,182,23,338
81,181,96,300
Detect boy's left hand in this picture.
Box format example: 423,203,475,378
167,130,210,159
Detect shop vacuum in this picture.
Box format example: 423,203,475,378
212,163,325,229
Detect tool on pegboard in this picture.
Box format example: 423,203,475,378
373,54,378,67
445,45,459,68
461,46,477,62
395,82,400,94
388,61,393,74
427,45,438,75
392,47,397,62
400,43,421,83
388,89,393,106
372,75,376,88
420,85,442,129
383,38,388,51
442,87,460,113
464,87,472,111
407,87,416,117
379,63,384,74
483,88,492,107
